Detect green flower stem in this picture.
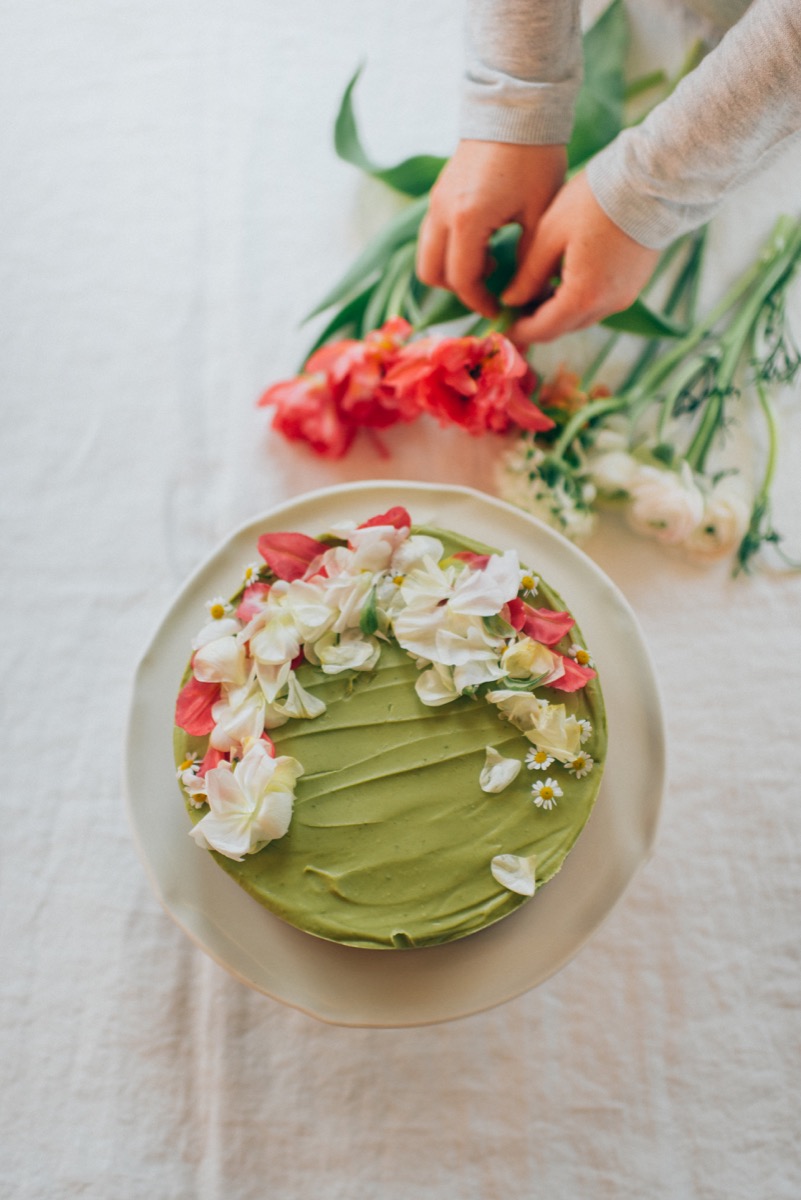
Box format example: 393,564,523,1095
550,393,629,461
754,373,778,509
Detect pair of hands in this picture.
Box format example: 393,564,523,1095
416,141,659,343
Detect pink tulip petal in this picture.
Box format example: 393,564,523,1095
175,676,222,735
236,582,271,621
546,656,597,692
520,605,575,646
257,531,329,582
358,506,412,531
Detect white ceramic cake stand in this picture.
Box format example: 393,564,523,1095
125,481,665,1027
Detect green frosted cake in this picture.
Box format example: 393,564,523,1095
174,506,606,949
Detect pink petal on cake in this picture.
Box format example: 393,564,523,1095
175,676,222,735
546,656,596,692
520,605,575,646
236,582,271,621
199,745,226,775
257,531,329,581
452,551,492,569
505,598,527,630
357,506,412,531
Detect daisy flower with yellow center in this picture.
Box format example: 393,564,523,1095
568,643,594,668
531,777,563,810
242,562,261,585
206,595,233,621
565,752,594,779
518,570,540,596
577,718,593,744
525,747,554,771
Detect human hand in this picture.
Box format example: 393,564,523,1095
504,171,661,343
416,140,568,319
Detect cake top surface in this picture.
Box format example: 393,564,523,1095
174,506,606,948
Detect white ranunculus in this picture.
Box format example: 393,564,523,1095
589,449,639,495
479,747,522,794
189,741,303,861
685,476,752,561
626,461,704,545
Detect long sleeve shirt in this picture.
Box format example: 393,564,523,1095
459,0,801,247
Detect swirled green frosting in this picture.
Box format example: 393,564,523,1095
175,526,606,949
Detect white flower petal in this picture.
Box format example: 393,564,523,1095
479,747,522,793
192,635,249,686
491,853,537,896
415,663,459,707
449,550,521,616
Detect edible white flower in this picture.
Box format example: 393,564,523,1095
192,635,249,687
627,461,704,545
390,534,444,576
176,755,208,806
531,777,563,810
192,615,241,650
189,741,303,861
685,475,751,561
577,718,593,745
565,751,594,779
491,853,537,897
525,747,554,771
501,637,565,685
479,747,522,793
414,662,459,706
398,555,457,610
310,629,380,674
205,596,233,620
568,643,594,669
346,522,409,572
248,606,302,666
448,550,521,617
210,679,275,750
487,690,581,763
273,672,326,720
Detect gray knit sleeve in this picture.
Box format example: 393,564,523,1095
586,0,801,247
459,0,583,144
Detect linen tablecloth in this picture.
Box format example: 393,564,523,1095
2,2,799,1196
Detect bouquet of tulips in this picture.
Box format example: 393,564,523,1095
258,0,800,573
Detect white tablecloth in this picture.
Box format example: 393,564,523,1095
2,2,800,1196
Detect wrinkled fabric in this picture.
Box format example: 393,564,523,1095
1,3,800,1198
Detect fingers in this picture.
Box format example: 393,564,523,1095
417,206,498,319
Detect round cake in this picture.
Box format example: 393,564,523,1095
174,506,606,949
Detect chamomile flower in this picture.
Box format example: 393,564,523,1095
518,569,540,596
206,595,234,621
531,777,563,810
176,755,208,807
565,751,594,779
242,561,262,586
525,747,554,771
577,718,593,744
568,643,594,668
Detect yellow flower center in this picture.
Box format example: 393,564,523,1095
393,575,405,586
244,567,254,581
179,758,195,772
210,603,226,620
540,786,553,801
576,649,589,665
535,751,547,763
521,574,536,590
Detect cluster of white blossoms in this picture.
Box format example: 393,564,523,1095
587,431,752,561
496,426,752,563
178,513,596,871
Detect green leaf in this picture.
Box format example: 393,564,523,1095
335,67,446,197
601,297,687,338
568,0,629,170
360,241,417,334
359,588,379,636
303,194,428,321
302,283,375,359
